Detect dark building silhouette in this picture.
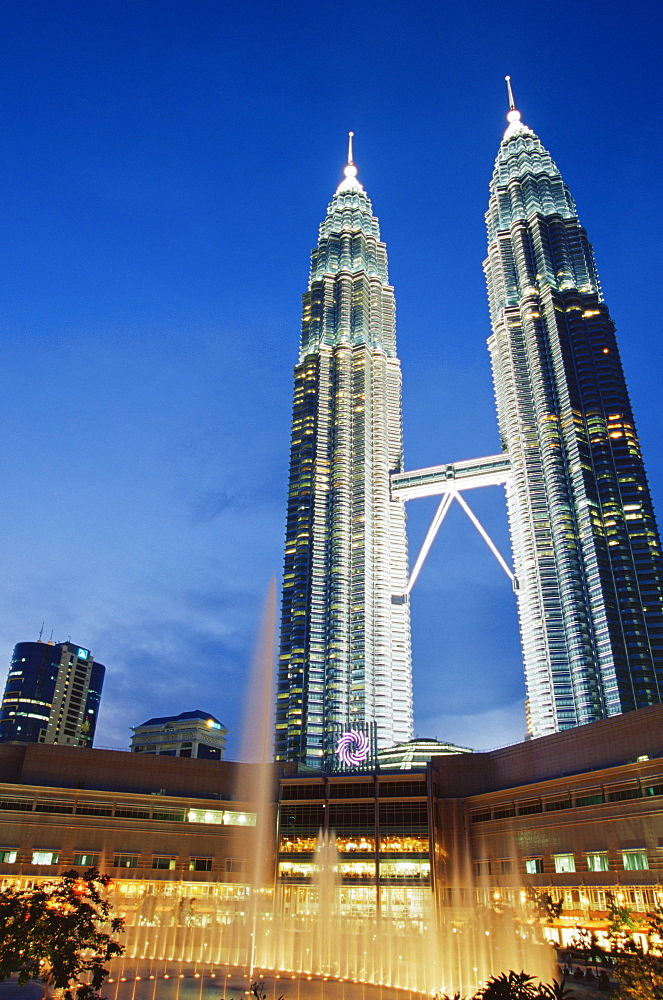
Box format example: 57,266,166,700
0,640,104,748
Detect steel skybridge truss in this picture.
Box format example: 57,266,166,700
390,454,515,594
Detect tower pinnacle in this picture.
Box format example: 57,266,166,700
344,131,358,179
504,75,521,124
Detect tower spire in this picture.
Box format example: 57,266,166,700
505,75,516,110
341,131,359,184
504,75,522,128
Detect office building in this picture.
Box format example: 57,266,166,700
276,137,412,766
0,640,104,748
485,83,663,737
130,710,228,759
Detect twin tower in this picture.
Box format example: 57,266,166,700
275,94,663,768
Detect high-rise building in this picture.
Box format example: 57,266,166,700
0,640,105,747
276,137,413,767
485,81,663,737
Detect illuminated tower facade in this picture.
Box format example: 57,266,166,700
485,82,663,737
276,138,413,766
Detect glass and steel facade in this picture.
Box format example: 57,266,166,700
485,105,663,737
276,153,412,766
0,641,105,747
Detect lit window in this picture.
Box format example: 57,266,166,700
586,853,609,872
622,850,648,871
525,858,543,874
0,850,18,863
31,851,59,865
73,852,100,867
554,854,576,873
189,857,212,872
113,854,138,868
152,856,177,870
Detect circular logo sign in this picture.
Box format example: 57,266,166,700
336,729,370,767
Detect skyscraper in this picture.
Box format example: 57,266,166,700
0,640,105,747
485,81,663,737
276,137,413,767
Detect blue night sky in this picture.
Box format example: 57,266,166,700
0,0,661,757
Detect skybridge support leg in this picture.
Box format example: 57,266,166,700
453,490,515,585
406,491,455,595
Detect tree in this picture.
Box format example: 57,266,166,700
435,971,578,1000
525,890,564,925
0,867,124,999
251,981,284,1000
572,892,663,1000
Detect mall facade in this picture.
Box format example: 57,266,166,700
0,704,661,958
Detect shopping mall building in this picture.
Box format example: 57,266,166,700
0,703,661,958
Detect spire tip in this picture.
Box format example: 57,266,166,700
344,131,358,179
504,76,521,125
505,75,516,110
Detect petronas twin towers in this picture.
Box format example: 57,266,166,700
275,93,663,767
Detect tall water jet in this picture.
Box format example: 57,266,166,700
232,578,278,979
310,831,341,975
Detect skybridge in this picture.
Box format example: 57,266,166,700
390,454,516,594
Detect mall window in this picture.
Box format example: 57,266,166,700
328,782,374,799
281,784,324,800
113,854,138,868
278,861,315,878
586,852,609,872
0,849,17,863
152,856,177,870
189,857,213,872
379,835,427,854
379,860,429,880
337,861,376,879
622,850,649,871
575,793,604,807
337,836,375,852
73,852,100,867
554,854,576,873
608,787,642,802
187,808,255,826
279,834,318,853
31,851,59,865
379,802,427,836
525,858,543,874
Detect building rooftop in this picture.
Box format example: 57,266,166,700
135,710,226,729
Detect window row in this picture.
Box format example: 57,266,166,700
278,834,428,854
472,850,650,877
0,850,245,872
0,800,255,826
470,781,663,822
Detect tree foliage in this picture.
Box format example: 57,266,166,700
571,891,663,1000
435,970,578,999
0,867,124,1000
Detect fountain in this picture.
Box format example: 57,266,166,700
107,584,553,997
